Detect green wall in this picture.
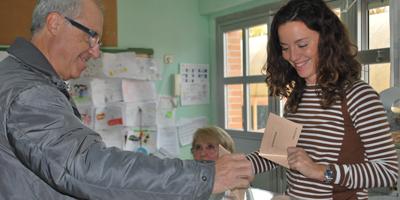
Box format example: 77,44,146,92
118,0,211,159
199,0,280,15
118,0,209,101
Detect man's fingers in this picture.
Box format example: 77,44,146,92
212,154,253,194
231,177,251,189
220,153,246,160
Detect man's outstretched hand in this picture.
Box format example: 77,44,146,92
212,154,253,194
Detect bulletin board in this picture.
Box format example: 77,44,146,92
0,0,117,46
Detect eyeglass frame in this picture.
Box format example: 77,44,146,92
191,143,219,154
64,16,102,48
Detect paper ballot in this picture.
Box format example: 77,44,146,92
219,145,246,200
259,113,302,168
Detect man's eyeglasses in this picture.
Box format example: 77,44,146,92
64,16,101,49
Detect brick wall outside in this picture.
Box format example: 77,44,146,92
226,30,243,129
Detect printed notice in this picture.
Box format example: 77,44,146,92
259,113,302,168
180,63,209,106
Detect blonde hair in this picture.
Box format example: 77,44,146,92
191,126,235,153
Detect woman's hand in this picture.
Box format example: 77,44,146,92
287,147,326,181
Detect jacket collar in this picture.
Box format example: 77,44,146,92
7,37,67,91
6,38,82,119
7,37,60,80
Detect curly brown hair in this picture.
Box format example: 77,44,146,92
264,0,361,113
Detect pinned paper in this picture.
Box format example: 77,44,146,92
180,63,209,106
157,96,176,127
81,52,161,80
259,113,302,168
76,105,95,129
102,52,161,80
0,51,8,61
177,117,207,146
157,126,179,157
81,57,104,78
93,102,157,130
69,78,123,106
123,127,157,155
122,80,157,102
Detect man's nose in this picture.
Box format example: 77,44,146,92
88,46,101,58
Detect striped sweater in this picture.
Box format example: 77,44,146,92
247,81,399,200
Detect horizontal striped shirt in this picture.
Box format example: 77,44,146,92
247,81,399,200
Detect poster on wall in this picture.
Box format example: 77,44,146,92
180,63,209,106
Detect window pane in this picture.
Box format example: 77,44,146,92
224,30,243,77
367,63,391,93
368,4,390,49
248,83,268,132
225,84,243,130
248,24,268,76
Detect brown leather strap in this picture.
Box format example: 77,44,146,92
332,98,364,200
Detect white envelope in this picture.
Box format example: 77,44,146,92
259,113,302,168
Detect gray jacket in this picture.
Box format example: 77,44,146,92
0,38,214,200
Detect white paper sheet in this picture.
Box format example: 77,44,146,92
180,63,209,106
70,78,158,107
176,117,208,146
123,127,157,155
122,80,157,102
0,51,8,61
128,101,157,128
69,78,123,106
81,57,105,78
156,96,176,127
157,126,179,157
94,105,124,130
93,101,157,130
76,105,95,129
259,113,302,168
102,52,161,80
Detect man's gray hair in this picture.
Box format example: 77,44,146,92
31,0,103,34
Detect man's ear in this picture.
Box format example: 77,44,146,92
46,12,62,35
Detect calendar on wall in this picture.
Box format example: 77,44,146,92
180,63,209,106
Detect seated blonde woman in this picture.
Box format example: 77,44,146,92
191,126,235,161
191,126,275,200
191,126,251,200
192,126,237,200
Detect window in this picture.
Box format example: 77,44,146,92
354,0,392,93
216,5,279,135
223,25,269,133
343,0,400,93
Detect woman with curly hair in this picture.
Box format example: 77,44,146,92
246,0,399,199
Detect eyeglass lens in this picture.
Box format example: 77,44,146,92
194,144,218,153
65,16,101,48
